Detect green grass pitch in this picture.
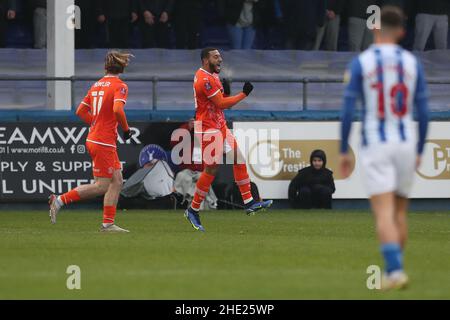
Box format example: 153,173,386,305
0,209,449,299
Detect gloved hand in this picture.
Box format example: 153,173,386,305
123,129,132,141
243,82,254,96
221,78,231,96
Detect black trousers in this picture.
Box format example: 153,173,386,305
140,21,170,48
108,18,130,49
0,8,6,48
174,10,201,49
75,20,95,49
286,34,315,50
298,185,333,209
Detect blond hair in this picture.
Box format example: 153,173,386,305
105,51,134,74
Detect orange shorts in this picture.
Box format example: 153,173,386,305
86,141,122,178
196,126,238,166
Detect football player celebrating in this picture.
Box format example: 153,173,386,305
340,7,429,289
48,51,133,233
184,48,273,232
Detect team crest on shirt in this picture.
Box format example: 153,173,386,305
120,87,127,95
205,81,212,91
343,70,351,84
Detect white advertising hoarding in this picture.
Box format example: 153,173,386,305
233,122,450,199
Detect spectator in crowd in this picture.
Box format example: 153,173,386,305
345,0,376,51
314,0,346,51
138,0,174,48
28,0,46,49
0,0,17,48
75,0,98,49
258,0,285,49
288,149,335,209
379,0,408,9
413,0,449,50
173,0,203,49
218,0,266,49
97,0,138,49
281,0,326,50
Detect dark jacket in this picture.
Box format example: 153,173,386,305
413,0,450,15
344,0,378,19
173,0,202,12
288,150,336,195
281,0,327,38
75,0,98,20
379,0,406,7
25,0,45,23
0,0,17,11
28,0,46,9
97,0,138,20
327,0,346,15
377,0,416,21
139,0,174,16
218,0,268,27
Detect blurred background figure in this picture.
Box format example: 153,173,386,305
219,0,265,49
27,0,46,49
256,0,285,49
288,150,335,209
314,0,345,51
413,0,449,50
75,0,97,49
0,0,17,48
97,0,139,49
282,0,326,50
138,0,173,48
173,0,202,49
345,0,375,51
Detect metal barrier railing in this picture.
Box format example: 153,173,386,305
0,76,449,111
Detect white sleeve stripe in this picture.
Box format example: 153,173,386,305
114,99,127,103
207,89,220,99
81,102,90,106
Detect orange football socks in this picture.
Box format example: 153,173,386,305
233,164,254,205
103,206,116,224
191,172,216,211
59,189,81,205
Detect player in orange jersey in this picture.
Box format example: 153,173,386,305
184,48,273,232
48,51,133,233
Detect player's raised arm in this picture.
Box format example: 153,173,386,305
76,92,93,125
210,81,253,110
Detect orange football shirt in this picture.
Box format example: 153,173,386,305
193,68,226,131
81,75,128,148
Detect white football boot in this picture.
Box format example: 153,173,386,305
48,194,61,224
100,224,130,233
381,270,409,290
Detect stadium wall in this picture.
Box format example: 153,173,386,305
2,109,450,122
1,110,450,209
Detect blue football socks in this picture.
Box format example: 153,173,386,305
381,243,403,274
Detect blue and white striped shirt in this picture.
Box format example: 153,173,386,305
341,44,429,154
